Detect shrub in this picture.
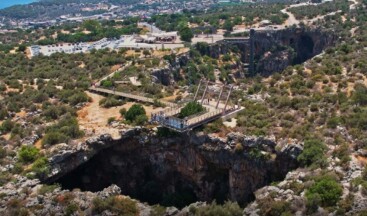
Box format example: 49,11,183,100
327,116,342,129
119,108,127,116
150,205,166,216
258,197,292,216
42,132,69,146
99,96,124,108
178,102,205,119
68,92,90,106
65,202,79,216
125,104,146,123
43,114,83,146
101,79,113,88
204,119,225,133
306,176,342,207
38,184,59,195
134,114,148,125
11,163,23,174
297,138,327,168
306,192,322,214
352,83,367,105
31,157,50,179
153,99,165,108
0,108,8,120
108,117,116,124
0,172,13,186
18,146,39,163
0,120,15,133
92,196,138,216
332,144,350,165
0,147,6,159
194,201,242,216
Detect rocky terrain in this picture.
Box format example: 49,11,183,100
0,127,303,215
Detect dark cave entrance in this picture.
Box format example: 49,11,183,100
53,144,231,209
294,34,315,64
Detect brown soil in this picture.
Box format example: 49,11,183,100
77,92,163,139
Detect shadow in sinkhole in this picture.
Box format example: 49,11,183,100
53,144,231,209
294,34,315,64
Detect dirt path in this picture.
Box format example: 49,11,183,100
78,92,164,139
281,5,301,26
78,92,123,139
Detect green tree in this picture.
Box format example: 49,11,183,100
143,50,151,57
352,84,367,105
0,120,15,133
125,104,147,123
179,27,194,42
297,138,327,168
223,20,234,31
42,132,69,146
18,146,39,163
178,102,205,118
17,44,27,53
306,177,342,207
31,157,50,179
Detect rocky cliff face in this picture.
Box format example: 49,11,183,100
151,66,175,85
253,27,337,75
149,27,336,85
45,128,302,208
197,27,336,76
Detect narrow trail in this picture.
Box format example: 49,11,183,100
279,0,358,28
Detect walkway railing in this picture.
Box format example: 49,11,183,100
151,108,225,132
89,86,177,107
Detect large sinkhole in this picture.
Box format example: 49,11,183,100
54,140,234,208
52,134,297,208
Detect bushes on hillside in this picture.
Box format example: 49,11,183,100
178,102,205,119
189,201,242,216
125,104,147,125
257,197,292,216
42,114,83,146
306,175,342,211
42,105,76,120
42,132,69,146
92,196,138,216
31,157,50,179
68,92,90,106
0,120,15,133
18,146,39,163
99,96,124,108
58,90,90,106
352,83,367,105
297,138,327,168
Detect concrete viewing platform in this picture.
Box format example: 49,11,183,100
89,78,243,132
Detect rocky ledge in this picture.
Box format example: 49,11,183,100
0,127,303,215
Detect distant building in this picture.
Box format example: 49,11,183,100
150,32,178,42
